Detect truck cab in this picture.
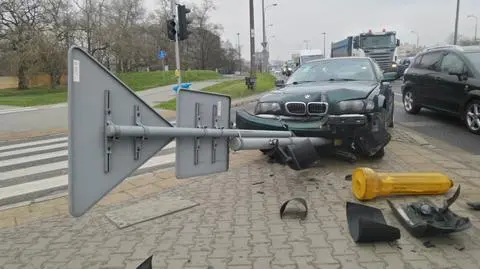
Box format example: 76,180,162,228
353,29,400,72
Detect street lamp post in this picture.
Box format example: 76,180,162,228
410,30,419,49
261,1,277,72
453,0,460,45
321,32,326,58
237,33,241,73
249,0,255,88
303,40,310,50
268,35,276,51
467,14,478,41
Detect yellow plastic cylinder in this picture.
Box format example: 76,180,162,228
351,167,454,201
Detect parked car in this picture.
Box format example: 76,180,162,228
395,57,415,77
401,45,480,134
235,57,397,159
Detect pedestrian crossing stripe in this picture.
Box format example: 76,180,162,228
0,135,177,209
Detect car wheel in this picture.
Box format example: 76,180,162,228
403,89,421,114
464,100,480,135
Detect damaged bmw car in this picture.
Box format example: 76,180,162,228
235,57,397,161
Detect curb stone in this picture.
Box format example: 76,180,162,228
392,124,434,148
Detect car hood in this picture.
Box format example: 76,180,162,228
260,81,379,103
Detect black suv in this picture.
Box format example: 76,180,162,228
401,45,480,134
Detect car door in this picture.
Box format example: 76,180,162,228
415,51,444,108
434,52,471,113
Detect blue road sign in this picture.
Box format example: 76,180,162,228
158,50,167,59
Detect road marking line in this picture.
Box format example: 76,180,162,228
0,142,67,158
0,150,67,168
0,142,176,181
0,141,177,168
0,160,67,181
0,107,38,115
0,153,176,203
400,121,443,127
0,137,68,151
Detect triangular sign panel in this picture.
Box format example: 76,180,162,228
68,46,174,217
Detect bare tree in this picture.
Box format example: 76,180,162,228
73,0,109,56
0,0,47,89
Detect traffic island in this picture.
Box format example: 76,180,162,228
1,126,480,269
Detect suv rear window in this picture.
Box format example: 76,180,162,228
418,52,443,71
412,55,422,67
465,52,480,73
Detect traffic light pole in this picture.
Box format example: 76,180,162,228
174,4,182,90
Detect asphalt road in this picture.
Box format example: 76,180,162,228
231,80,480,155
0,80,225,134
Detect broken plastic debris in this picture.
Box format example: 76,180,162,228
466,201,480,210
388,185,471,238
280,198,308,220
346,201,400,243
137,255,152,269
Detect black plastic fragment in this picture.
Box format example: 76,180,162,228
346,201,401,243
345,174,352,181
423,241,435,248
466,201,480,210
280,198,308,220
284,138,318,170
387,185,471,238
137,255,153,269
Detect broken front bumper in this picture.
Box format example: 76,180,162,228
235,110,391,156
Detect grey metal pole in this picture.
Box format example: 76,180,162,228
230,137,331,151
468,15,478,41
174,4,182,89
322,32,326,57
237,33,241,73
453,0,460,45
410,30,419,49
261,0,267,72
476,17,478,42
249,0,256,82
105,124,294,138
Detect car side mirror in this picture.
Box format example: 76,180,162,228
381,72,397,82
396,39,400,47
275,79,285,87
353,36,360,49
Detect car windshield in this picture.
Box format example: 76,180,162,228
465,52,480,72
360,34,396,48
286,58,376,84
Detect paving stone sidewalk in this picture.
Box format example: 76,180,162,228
2,126,480,269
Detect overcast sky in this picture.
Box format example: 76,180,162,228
145,0,480,61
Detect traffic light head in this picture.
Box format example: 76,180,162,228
177,5,192,41
167,19,176,41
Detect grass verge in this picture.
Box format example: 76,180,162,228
155,73,275,110
0,70,221,107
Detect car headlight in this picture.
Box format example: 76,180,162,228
255,102,281,114
391,63,397,68
337,100,375,113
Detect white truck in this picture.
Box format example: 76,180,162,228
331,29,401,72
292,50,325,67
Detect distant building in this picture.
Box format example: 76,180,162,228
397,43,422,59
